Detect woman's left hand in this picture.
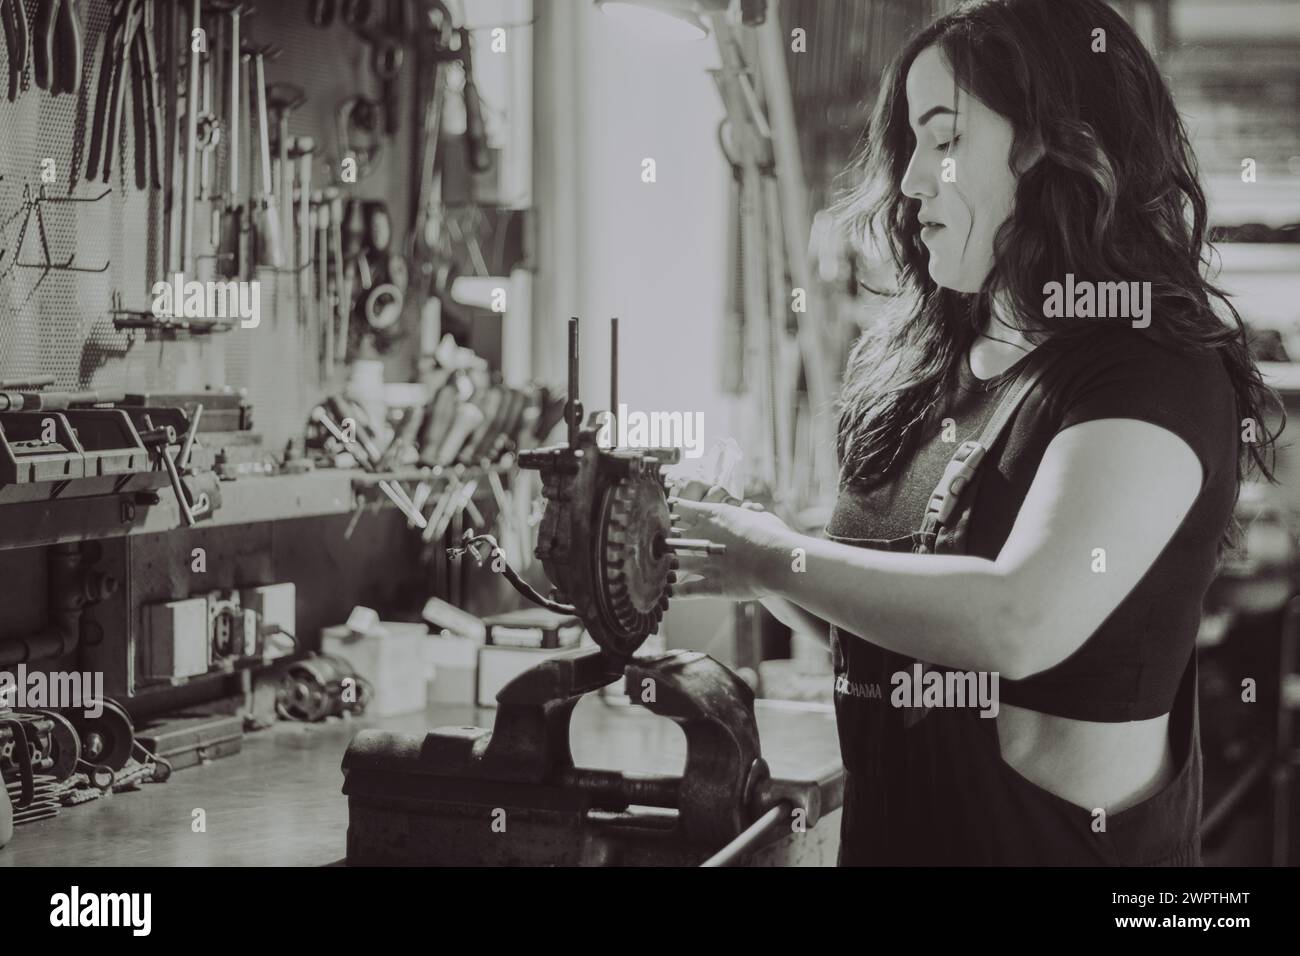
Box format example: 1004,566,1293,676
669,497,795,600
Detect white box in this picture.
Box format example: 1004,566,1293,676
143,598,209,681
427,633,479,705
241,583,296,659
477,645,566,707
323,621,431,717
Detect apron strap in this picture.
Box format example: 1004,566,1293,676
917,345,1060,545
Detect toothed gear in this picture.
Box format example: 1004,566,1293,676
594,474,673,656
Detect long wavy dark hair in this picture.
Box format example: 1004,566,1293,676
832,0,1279,506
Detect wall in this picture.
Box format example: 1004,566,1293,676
533,1,740,654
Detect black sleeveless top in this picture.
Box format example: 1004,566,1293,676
828,328,1236,865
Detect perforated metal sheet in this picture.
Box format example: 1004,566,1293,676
0,0,413,450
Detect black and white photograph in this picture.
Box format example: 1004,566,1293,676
1,0,1298,928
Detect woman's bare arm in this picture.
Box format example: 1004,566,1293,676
676,419,1203,679
759,596,830,646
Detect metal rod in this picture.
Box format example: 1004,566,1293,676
699,801,791,868
567,316,579,447
179,404,203,469
663,538,727,555
610,315,618,423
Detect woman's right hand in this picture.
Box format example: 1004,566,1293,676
666,477,740,505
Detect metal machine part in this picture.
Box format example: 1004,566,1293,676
277,655,370,722
510,317,723,659
65,698,134,772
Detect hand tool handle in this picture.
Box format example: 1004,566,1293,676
33,0,55,90
435,402,484,467
58,0,83,96
459,29,490,173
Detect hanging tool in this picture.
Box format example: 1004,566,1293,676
85,0,140,184
195,29,221,202
180,0,201,273
457,27,490,173
161,0,178,269
329,189,348,361
1,0,29,102
357,0,406,136
267,82,305,267
211,3,243,277
292,137,315,327
315,191,333,374
33,0,82,96
248,42,284,268
130,0,162,192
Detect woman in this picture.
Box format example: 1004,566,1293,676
672,0,1278,866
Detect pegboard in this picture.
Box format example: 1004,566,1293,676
0,0,417,450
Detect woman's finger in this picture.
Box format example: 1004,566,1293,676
667,477,712,502
669,498,721,517
672,573,715,598
703,484,737,505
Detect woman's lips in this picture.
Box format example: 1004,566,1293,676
921,224,946,242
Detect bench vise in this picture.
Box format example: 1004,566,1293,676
342,645,827,865
342,317,828,864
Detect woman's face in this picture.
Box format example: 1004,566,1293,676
901,45,1020,293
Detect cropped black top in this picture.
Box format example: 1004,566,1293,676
827,328,1239,721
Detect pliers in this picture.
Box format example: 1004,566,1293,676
1,0,29,102
34,0,82,95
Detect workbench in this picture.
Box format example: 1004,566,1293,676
0,695,843,867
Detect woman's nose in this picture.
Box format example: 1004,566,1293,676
901,149,937,201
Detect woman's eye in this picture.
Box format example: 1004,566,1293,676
935,135,960,151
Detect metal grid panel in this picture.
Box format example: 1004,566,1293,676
0,0,413,450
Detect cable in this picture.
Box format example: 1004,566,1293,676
452,532,577,615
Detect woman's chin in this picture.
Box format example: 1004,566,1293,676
927,261,984,295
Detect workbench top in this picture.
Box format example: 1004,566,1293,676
1,696,843,867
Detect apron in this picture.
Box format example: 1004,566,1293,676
831,350,1203,866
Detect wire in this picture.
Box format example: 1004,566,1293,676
453,532,578,615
